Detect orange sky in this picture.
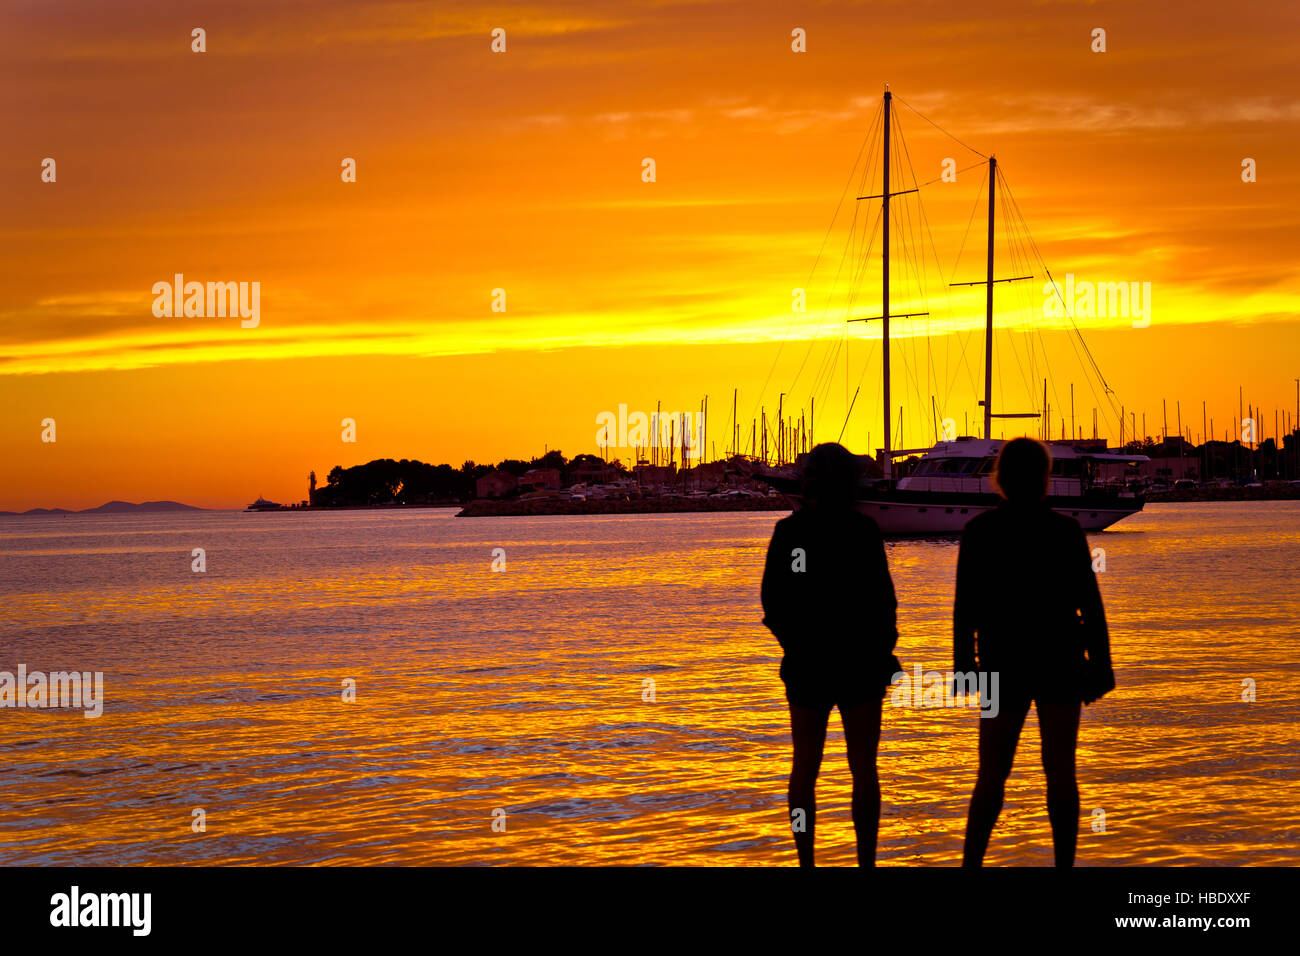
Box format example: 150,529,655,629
2,0,1299,510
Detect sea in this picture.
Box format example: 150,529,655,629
1,502,1297,865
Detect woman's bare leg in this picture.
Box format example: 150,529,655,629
840,699,883,866
788,702,831,867
963,693,1032,866
1037,699,1081,867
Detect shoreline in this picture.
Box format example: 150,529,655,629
454,496,798,517
1144,486,1300,503
9,489,1296,518
453,486,1300,517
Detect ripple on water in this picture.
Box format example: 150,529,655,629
1,504,1297,865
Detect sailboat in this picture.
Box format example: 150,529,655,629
838,89,1147,534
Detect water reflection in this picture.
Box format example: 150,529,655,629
1,504,1297,865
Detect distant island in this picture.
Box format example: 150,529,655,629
0,500,206,516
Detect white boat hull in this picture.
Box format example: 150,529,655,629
856,496,1143,535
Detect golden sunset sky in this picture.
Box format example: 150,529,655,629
2,0,1298,509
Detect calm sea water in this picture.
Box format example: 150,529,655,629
1,503,1297,866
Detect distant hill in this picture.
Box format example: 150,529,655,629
0,500,206,516
80,500,205,514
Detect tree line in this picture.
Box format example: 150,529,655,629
313,452,625,505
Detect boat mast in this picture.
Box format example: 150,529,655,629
882,89,892,474
850,87,926,476
984,156,995,440
952,155,1033,440
850,88,929,471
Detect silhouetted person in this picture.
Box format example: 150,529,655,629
954,437,1115,867
761,442,899,866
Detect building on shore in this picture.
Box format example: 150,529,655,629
568,460,623,485
518,467,561,492
633,463,676,491
476,470,519,499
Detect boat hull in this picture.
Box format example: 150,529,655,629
855,490,1143,535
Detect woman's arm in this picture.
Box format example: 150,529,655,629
760,521,795,651
1076,526,1115,702
865,519,898,655
952,529,979,674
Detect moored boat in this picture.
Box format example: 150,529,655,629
856,437,1146,534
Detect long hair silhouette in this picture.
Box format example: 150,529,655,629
955,437,1115,866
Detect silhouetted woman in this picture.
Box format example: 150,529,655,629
761,442,899,866
954,437,1115,867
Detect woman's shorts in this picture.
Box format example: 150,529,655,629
781,654,897,711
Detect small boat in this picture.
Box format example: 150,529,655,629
245,496,282,512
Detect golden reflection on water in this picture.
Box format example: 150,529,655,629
1,503,1298,865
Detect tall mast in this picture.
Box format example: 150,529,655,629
850,87,926,472
984,156,996,439
882,89,892,473
952,155,1034,440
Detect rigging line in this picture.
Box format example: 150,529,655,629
911,162,960,410
895,114,949,424
810,243,860,406
818,135,884,407
811,188,882,406
952,327,980,416
1011,210,1106,436
1001,167,1115,433
790,108,883,402
1000,169,1121,413
939,165,989,409
794,198,864,401
899,120,935,432
845,157,887,448
1009,192,1057,427
998,176,1066,429
950,164,989,286
1003,196,1040,408
854,336,881,451
889,116,929,430
997,180,1032,399
993,167,1076,429
943,165,989,409
780,161,873,426
1003,181,1057,423
892,201,930,437
896,196,928,427
810,324,849,411
915,159,987,190
820,204,882,411
998,183,1038,422
745,99,882,443
892,110,926,412
893,94,989,159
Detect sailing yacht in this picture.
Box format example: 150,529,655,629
841,88,1147,534
861,436,1144,533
